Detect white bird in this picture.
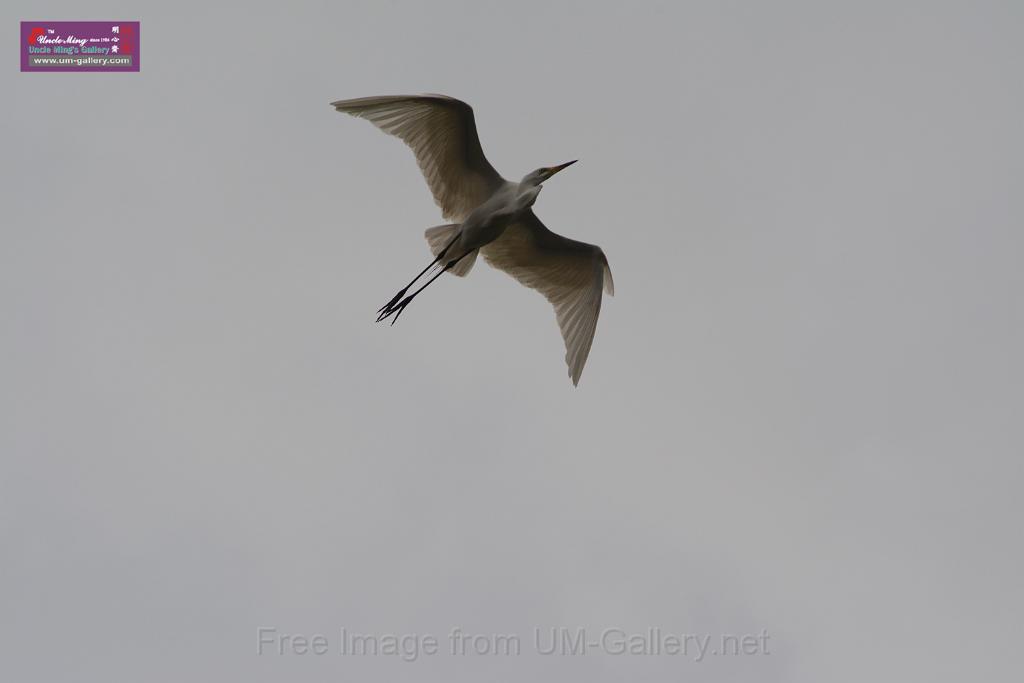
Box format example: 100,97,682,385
331,94,613,386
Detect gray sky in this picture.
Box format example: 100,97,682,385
3,1,1023,681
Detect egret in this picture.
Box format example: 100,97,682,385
331,95,613,386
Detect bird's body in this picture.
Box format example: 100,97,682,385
453,180,540,254
332,94,613,385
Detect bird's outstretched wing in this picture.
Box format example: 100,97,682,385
481,211,614,386
331,95,505,221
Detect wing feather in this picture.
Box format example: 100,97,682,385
331,95,505,221
481,211,613,386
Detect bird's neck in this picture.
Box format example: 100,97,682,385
515,183,542,210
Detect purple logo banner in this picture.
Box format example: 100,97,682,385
21,21,140,72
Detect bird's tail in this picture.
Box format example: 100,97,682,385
424,224,477,277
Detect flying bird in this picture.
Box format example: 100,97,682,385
331,95,613,385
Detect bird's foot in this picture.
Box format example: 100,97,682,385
377,295,412,325
376,287,408,318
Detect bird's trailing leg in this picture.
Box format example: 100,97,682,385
375,233,460,317
377,251,470,325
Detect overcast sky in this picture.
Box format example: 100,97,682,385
3,1,1023,681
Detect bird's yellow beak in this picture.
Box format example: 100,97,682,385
546,159,578,177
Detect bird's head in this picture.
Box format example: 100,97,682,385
522,160,577,187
